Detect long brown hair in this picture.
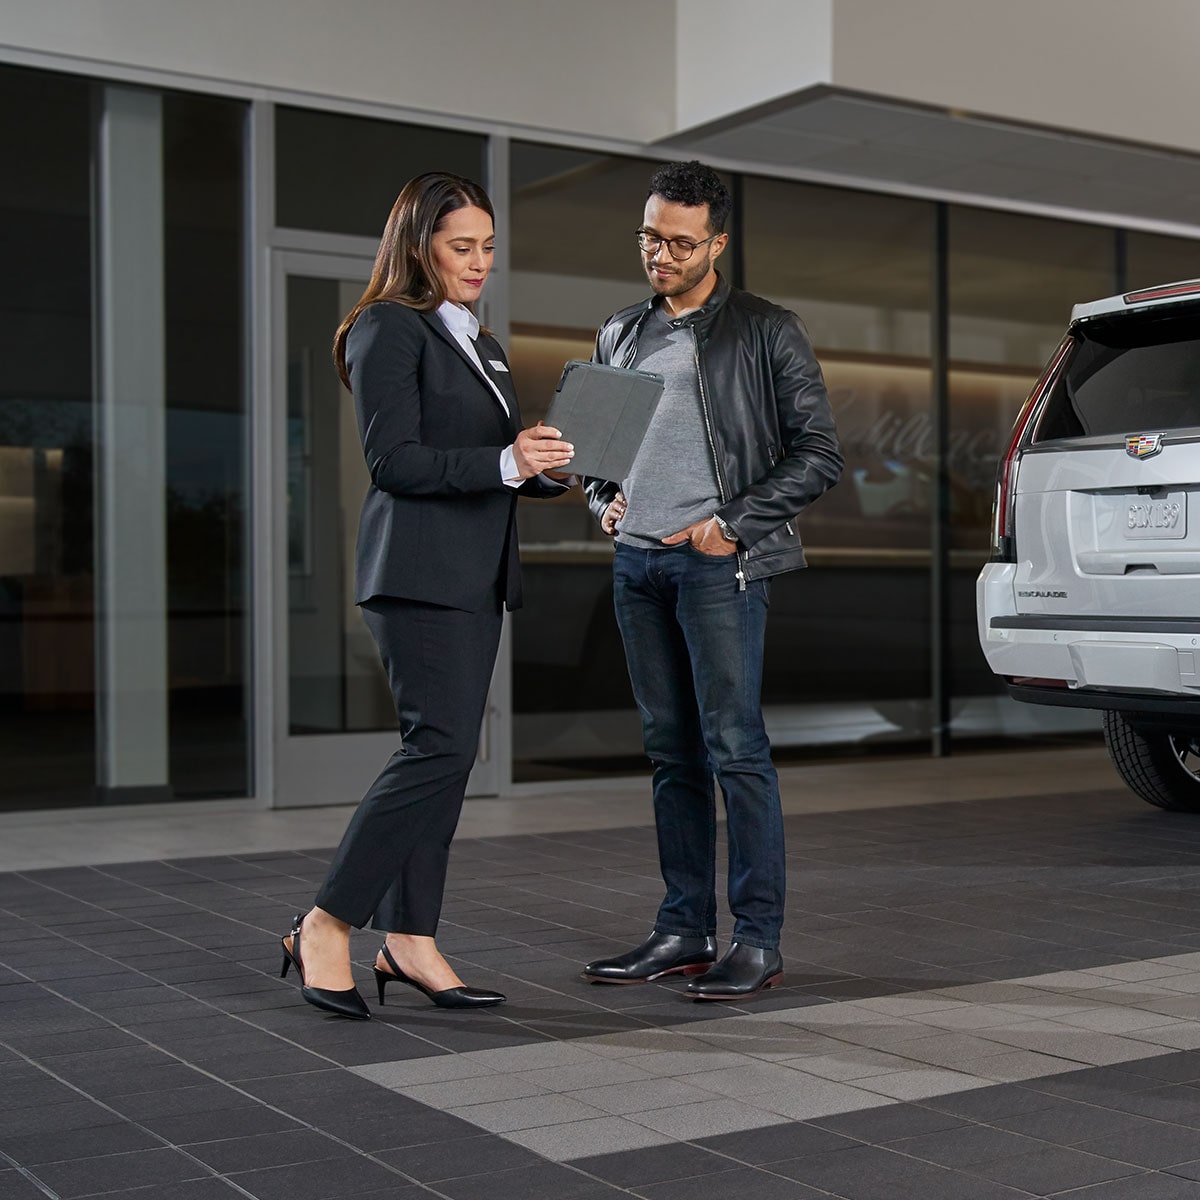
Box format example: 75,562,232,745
333,172,494,389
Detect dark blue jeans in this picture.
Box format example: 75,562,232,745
613,542,785,949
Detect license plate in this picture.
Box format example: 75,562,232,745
1124,493,1187,539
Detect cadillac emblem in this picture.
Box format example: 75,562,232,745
1126,433,1163,459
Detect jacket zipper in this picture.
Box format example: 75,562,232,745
767,447,797,537
691,325,746,591
618,310,646,368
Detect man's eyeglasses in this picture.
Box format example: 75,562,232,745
636,229,719,261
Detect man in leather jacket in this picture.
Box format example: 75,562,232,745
581,161,842,1000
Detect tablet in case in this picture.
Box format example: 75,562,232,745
546,360,664,481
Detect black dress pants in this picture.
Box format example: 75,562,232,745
314,594,503,934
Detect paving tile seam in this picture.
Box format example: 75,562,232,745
834,1122,1188,1180
14,904,1200,1070
4,861,725,1003
0,912,421,1061
0,882,654,1050
2,940,473,1066
347,950,1200,1162
744,1142,1148,1199
415,1085,1200,1191
9,866,1033,1060
9,865,1200,947
0,936,476,1115
0,1039,275,1191
877,896,1200,948
410,897,1187,1002
0,877,305,961
0,1035,473,1198
1,891,809,1071
0,1151,58,1200
0,894,724,1190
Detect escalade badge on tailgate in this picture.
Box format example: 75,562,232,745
1126,433,1163,458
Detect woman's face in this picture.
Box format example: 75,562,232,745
430,204,494,305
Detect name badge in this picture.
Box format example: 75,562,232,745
488,360,509,373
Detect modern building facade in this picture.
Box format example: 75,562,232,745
4,0,1200,811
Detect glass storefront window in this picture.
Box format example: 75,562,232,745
948,206,1114,740
163,92,249,797
0,66,251,810
284,274,398,737
1125,231,1200,293
0,65,95,810
742,177,935,753
275,107,485,237
507,146,661,779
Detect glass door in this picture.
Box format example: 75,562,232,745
269,251,501,805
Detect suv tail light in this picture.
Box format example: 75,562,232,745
989,337,1073,561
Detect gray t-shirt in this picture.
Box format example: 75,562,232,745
615,309,721,549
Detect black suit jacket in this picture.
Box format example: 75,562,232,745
347,301,556,612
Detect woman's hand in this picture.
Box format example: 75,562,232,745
513,422,573,479
601,491,627,535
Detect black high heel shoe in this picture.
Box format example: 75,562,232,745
280,912,371,1021
373,944,505,1009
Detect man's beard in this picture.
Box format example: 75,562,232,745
645,250,711,297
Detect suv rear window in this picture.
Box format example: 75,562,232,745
1034,308,1200,442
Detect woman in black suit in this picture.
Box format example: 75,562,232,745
280,173,573,1020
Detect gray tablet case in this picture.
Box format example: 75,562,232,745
546,360,664,481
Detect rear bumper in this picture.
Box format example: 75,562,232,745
977,562,1200,703
1006,682,1200,725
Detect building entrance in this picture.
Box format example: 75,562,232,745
267,252,502,806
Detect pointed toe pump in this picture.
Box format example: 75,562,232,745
280,913,371,1021
373,944,505,1009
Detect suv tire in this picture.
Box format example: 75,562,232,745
1102,709,1200,812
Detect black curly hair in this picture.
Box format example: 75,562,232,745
647,160,731,234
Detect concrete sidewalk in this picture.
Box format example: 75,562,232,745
3,744,1121,871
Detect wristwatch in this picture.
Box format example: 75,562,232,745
713,514,739,544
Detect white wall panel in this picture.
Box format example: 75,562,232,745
675,0,832,131
10,0,1200,157
832,0,1200,155
2,0,676,142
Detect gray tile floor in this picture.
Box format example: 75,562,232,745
6,745,1200,1198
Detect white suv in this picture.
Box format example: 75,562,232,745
978,279,1200,811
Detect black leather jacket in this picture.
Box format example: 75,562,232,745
585,274,843,583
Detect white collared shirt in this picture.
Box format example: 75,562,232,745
436,301,524,488
435,301,574,491
436,300,510,415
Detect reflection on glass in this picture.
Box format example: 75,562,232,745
948,207,1114,552
743,176,935,747
948,205,1114,738
507,146,664,780
0,65,95,810
287,349,313,577
285,275,397,736
276,108,484,238
802,357,934,550
1126,231,1200,294
163,92,249,798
